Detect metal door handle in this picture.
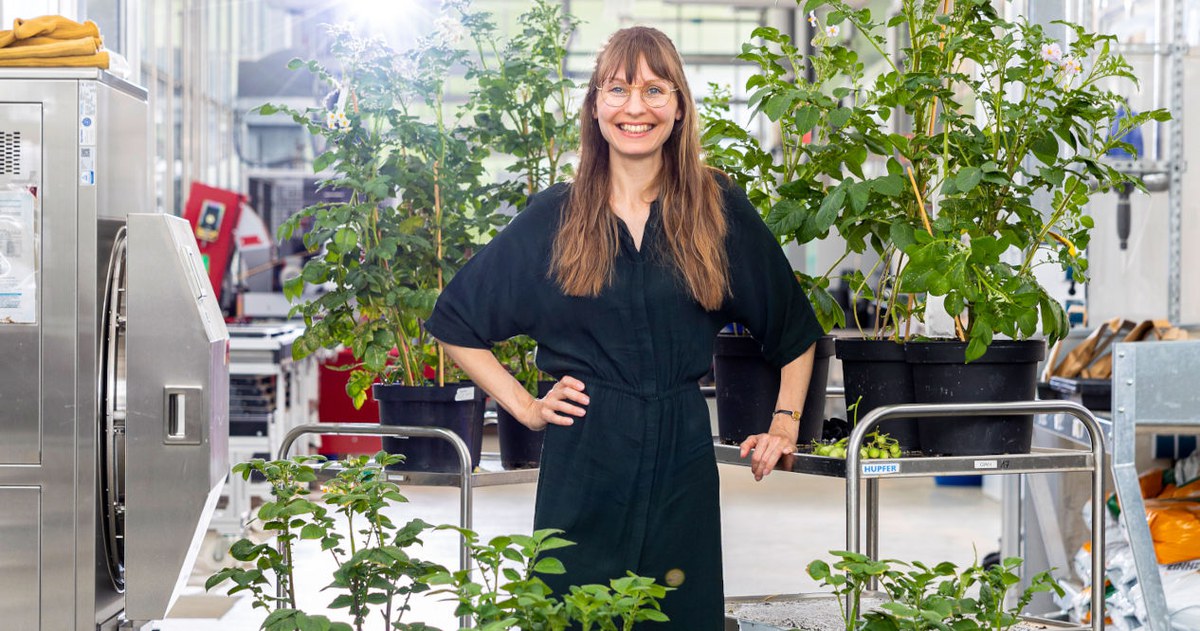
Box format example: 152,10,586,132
163,386,202,445
167,392,186,440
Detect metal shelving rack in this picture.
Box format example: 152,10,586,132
718,400,1108,631
1036,340,1200,631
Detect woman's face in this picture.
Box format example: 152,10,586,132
593,56,682,166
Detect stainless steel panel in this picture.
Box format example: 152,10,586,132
95,79,148,221
0,101,42,464
124,212,229,621
1113,340,1200,428
87,79,147,628
0,75,83,631
0,487,40,630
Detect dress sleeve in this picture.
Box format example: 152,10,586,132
723,183,824,368
423,188,558,348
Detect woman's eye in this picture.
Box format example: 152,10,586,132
646,86,666,97
608,85,628,95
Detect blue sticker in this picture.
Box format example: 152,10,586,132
82,117,92,127
861,462,900,476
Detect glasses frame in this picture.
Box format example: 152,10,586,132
597,80,680,109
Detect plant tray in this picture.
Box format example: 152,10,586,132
723,593,1086,631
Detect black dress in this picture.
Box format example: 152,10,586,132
424,178,822,629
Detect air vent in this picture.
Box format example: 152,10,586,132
0,131,20,176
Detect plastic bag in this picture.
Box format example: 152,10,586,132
1129,560,1200,631
1173,449,1200,490
1144,500,1200,565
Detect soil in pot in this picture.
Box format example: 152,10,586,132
373,382,486,473
495,380,552,469
714,334,834,445
835,338,920,450
906,340,1046,456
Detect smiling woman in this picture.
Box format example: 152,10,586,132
424,25,824,630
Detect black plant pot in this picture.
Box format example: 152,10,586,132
495,381,552,470
373,383,486,473
906,340,1046,456
713,334,834,445
835,338,920,450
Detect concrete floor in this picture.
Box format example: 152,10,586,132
163,442,1001,630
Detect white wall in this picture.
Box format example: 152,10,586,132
1086,49,1200,325
0,0,79,22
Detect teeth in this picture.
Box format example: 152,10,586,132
620,123,652,133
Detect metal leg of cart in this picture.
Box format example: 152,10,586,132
845,401,1106,631
277,423,475,629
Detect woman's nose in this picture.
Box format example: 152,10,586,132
624,89,648,113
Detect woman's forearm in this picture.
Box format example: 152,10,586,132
770,344,816,443
438,341,537,421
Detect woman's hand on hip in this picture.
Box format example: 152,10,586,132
739,430,797,481
520,375,589,430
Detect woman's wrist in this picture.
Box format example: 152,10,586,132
768,415,800,444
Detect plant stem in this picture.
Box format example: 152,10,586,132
884,253,909,339
871,244,893,335
1017,175,1082,274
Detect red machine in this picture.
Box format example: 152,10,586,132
182,182,245,303
318,348,382,456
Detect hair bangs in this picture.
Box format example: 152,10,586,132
593,28,686,90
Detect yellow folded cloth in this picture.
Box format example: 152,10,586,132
0,51,109,68
0,30,13,48
7,35,102,48
0,37,97,60
11,16,100,41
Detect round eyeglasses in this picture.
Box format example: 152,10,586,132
599,80,679,109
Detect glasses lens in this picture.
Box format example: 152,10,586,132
642,83,671,108
602,83,629,107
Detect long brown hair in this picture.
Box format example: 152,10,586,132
551,26,729,310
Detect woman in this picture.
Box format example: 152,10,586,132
424,26,822,629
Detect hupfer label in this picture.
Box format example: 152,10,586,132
861,462,901,475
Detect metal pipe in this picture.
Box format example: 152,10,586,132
275,423,475,628
844,400,1106,631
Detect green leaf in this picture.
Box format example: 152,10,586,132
890,221,917,252
872,174,905,197
763,93,793,121
793,106,820,135
364,344,387,372
765,199,807,236
328,594,354,609
1032,133,1059,165
312,151,337,173
829,107,852,128
956,166,983,193
965,333,989,363
816,186,847,231
333,228,356,254
845,146,868,179
533,557,567,575
848,181,870,213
